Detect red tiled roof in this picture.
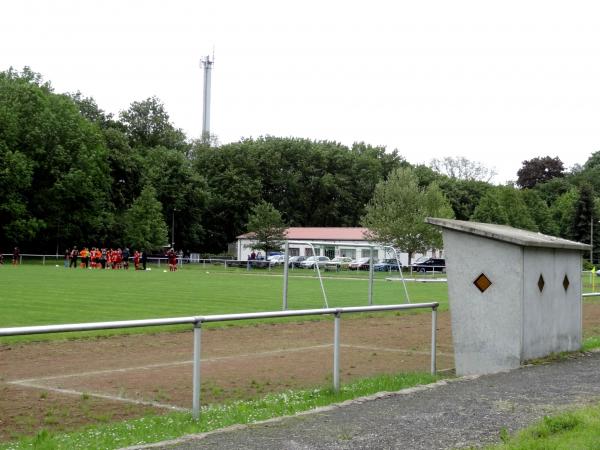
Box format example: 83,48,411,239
238,227,371,241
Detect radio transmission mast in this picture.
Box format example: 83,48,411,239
200,55,214,142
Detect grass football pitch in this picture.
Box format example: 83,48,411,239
0,264,449,342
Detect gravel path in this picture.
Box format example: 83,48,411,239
132,351,600,450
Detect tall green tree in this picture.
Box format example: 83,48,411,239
119,97,187,151
192,136,404,252
438,178,492,220
142,146,206,250
245,201,287,257
521,189,558,236
123,186,168,251
471,186,537,231
0,67,112,251
570,183,595,247
470,189,510,225
551,189,578,239
362,167,454,264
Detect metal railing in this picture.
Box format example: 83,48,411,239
0,302,439,419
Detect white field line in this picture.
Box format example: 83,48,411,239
9,343,448,385
8,380,188,411
9,344,334,384
341,343,453,357
6,342,449,411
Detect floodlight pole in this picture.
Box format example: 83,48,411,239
200,55,213,142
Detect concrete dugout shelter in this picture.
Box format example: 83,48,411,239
427,218,590,376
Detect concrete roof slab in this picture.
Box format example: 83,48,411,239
426,218,590,251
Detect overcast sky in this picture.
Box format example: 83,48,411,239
2,0,600,183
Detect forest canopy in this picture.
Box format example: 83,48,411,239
1,68,599,261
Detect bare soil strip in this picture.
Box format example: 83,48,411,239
1,304,599,442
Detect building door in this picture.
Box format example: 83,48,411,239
325,246,335,259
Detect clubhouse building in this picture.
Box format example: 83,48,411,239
235,227,438,265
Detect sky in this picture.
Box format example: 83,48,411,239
1,0,600,183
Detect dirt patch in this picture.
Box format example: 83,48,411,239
1,303,600,442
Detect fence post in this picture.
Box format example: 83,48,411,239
282,241,289,310
431,306,437,375
333,311,341,392
192,321,202,419
43,255,46,265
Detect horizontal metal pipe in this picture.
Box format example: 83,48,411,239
0,303,439,337
0,316,198,336
583,292,600,297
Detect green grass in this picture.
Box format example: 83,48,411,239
487,403,600,449
0,372,443,450
0,264,448,343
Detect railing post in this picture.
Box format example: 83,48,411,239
282,241,289,310
43,255,46,265
333,311,341,392
192,320,202,420
431,306,437,375
368,247,374,305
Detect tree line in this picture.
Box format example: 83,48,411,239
1,68,599,262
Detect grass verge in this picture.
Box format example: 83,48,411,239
0,372,442,450
582,336,600,352
488,403,600,449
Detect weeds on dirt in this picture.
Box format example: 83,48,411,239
0,372,442,450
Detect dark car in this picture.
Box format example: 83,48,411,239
411,258,445,273
288,255,307,268
373,258,402,272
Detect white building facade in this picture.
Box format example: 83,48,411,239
235,227,437,265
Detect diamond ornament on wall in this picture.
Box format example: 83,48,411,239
538,274,545,292
563,275,570,291
474,273,492,293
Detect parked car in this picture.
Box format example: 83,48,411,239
411,258,445,273
324,256,353,271
288,255,307,268
348,257,375,271
373,258,402,272
300,256,330,269
268,254,286,265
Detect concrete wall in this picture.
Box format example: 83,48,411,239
522,248,582,359
444,230,524,376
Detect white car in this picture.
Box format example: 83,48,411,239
300,256,330,269
268,255,286,265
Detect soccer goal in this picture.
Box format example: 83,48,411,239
282,240,410,310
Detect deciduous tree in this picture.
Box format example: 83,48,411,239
245,201,287,257
123,186,168,252
430,156,496,182
516,156,565,188
362,167,454,264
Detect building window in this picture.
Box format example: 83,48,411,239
340,248,355,259
289,247,299,257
